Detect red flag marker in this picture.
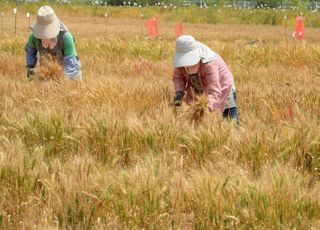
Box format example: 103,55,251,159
175,22,183,37
293,15,304,40
145,16,159,37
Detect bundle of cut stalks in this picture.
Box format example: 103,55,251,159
182,95,209,125
34,54,64,82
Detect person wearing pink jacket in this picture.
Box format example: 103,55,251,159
172,35,239,124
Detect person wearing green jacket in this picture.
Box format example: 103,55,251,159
25,5,82,80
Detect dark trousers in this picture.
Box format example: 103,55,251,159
223,107,239,125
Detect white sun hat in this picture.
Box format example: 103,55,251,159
173,35,201,68
33,6,60,39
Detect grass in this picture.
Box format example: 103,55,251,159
0,4,320,229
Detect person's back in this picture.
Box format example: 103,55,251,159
213,53,234,86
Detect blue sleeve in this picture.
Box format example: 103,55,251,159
63,55,82,79
25,43,38,69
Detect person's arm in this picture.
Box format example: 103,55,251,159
203,62,222,111
24,33,38,79
63,32,82,79
63,56,82,79
25,33,38,69
172,67,187,105
172,67,187,92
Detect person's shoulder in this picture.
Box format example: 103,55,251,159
27,32,37,47
63,31,74,40
200,60,219,73
201,60,216,67
174,67,186,73
27,32,35,39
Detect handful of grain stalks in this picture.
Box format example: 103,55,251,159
180,95,209,125
34,54,64,82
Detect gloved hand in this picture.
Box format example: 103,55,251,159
172,91,184,106
27,68,35,80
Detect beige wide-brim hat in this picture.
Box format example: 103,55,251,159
33,6,60,39
173,35,201,68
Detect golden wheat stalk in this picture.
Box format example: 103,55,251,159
34,54,64,83
180,95,209,125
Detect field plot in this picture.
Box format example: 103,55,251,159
0,5,320,228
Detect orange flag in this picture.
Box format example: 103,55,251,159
145,16,160,37
175,22,183,37
294,16,304,40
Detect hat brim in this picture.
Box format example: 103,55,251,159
33,19,60,39
173,47,200,68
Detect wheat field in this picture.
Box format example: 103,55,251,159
0,4,320,229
